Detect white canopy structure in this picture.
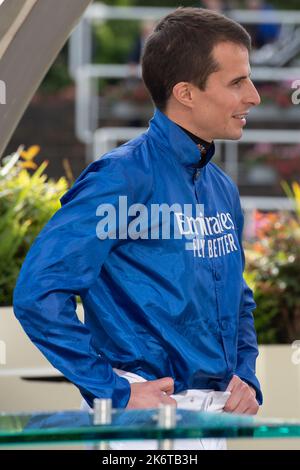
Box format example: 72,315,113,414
0,0,92,157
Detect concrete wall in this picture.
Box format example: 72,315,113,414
0,305,83,412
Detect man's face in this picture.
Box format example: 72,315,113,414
189,41,261,141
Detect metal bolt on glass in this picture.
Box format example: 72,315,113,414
93,398,112,450
158,403,177,450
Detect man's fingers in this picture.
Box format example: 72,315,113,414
224,380,259,414
226,375,239,393
153,377,175,395
224,381,247,411
229,399,259,415
127,380,176,409
230,401,248,414
244,403,259,415
160,394,177,407
224,394,243,412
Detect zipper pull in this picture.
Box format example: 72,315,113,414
194,168,201,182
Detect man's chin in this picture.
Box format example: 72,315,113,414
221,130,243,141
212,127,244,141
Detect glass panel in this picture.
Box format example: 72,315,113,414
0,410,300,445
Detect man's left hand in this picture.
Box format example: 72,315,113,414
224,375,259,415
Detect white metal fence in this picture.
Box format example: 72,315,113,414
92,126,296,212
69,5,300,212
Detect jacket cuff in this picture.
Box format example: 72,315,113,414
111,374,132,408
82,373,132,409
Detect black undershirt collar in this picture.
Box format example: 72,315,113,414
178,124,213,168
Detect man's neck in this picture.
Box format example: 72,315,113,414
164,106,213,145
175,124,214,168
177,124,212,151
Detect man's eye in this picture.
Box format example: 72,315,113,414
233,81,241,87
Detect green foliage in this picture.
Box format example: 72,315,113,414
40,0,298,92
99,0,298,8
95,0,132,5
120,1,195,5
243,270,278,344
0,148,68,306
93,20,140,64
42,0,197,87
270,0,300,9
39,45,72,95
245,193,300,344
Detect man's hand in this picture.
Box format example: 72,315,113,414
224,375,259,415
126,377,177,409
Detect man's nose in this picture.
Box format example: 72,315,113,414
245,80,261,107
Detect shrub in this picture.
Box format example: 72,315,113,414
245,183,300,343
0,147,68,306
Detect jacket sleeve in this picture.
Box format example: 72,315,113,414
13,157,143,408
234,190,263,405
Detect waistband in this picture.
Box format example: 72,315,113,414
113,368,230,412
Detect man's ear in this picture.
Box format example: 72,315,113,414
172,82,194,109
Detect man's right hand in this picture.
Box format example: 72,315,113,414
126,377,177,409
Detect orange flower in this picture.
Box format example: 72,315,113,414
20,145,40,161
19,145,40,170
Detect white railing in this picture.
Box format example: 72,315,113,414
75,64,300,146
93,127,300,194
69,5,300,78
93,126,296,230
85,4,300,23
95,125,297,227
70,6,300,147
69,4,300,211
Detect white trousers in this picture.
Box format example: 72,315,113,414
81,369,231,450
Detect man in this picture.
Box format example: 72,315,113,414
14,8,262,449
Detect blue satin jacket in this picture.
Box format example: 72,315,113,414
13,109,262,407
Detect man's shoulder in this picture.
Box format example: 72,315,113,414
61,133,153,205
88,132,151,175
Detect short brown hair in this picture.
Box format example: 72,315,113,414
142,7,251,110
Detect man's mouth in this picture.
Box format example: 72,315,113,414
232,112,249,126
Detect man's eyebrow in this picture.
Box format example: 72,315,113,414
229,73,251,84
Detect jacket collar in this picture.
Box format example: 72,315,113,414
147,109,215,169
